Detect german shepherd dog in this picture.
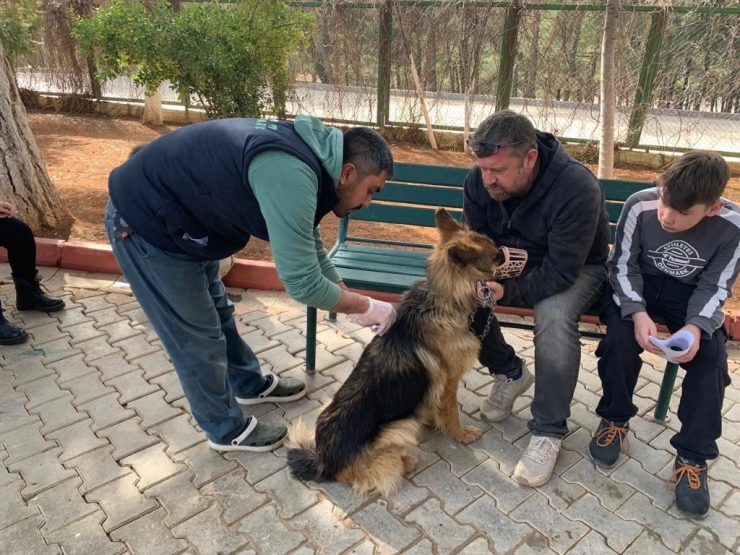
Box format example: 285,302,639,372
286,208,501,497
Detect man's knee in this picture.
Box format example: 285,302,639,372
533,295,583,338
690,330,729,374
536,297,580,323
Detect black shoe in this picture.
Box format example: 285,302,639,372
0,318,29,345
13,272,65,313
588,418,630,467
208,417,287,453
668,456,710,519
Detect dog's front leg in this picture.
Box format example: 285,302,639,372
436,379,482,444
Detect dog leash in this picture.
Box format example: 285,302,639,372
470,281,496,340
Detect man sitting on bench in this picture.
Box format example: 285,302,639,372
462,110,610,487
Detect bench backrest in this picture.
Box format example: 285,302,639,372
337,162,653,248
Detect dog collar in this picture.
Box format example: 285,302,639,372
475,281,497,310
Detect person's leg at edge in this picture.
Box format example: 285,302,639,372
0,217,36,277
0,216,64,313
105,202,247,446
0,218,31,343
513,263,607,486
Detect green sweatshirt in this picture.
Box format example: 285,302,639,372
247,115,343,310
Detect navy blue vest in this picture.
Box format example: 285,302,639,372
108,118,339,260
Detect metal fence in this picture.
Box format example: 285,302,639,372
16,1,740,157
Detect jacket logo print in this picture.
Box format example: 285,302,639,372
647,240,705,278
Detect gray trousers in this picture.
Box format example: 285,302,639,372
471,264,607,437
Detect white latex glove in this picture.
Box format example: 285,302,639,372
350,298,397,335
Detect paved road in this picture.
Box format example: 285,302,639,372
17,73,740,155
1,263,739,554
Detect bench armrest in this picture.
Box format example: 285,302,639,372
328,215,349,258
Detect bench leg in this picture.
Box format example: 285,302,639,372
327,311,337,322
653,361,679,421
304,306,317,375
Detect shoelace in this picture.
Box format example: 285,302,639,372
526,436,560,465
488,374,516,408
667,460,705,491
593,422,630,454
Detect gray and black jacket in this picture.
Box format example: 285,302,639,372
609,188,740,335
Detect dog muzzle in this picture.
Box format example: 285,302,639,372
495,246,528,279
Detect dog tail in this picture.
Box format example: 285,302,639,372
286,420,321,482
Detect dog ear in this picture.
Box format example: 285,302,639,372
447,243,490,273
435,208,463,241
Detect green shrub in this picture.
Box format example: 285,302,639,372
0,0,41,67
74,0,312,118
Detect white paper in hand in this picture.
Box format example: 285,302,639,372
648,330,694,363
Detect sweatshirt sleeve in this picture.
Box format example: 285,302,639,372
314,225,341,283
608,193,648,318
500,173,605,305
686,229,740,335
248,151,341,310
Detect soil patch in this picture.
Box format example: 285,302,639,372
27,111,740,310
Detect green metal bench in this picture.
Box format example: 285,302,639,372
304,162,679,422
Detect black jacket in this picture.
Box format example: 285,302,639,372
462,131,609,306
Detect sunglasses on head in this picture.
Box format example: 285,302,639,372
466,139,533,158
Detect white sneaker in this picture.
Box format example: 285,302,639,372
512,435,562,487
480,363,533,421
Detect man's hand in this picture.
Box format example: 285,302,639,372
482,281,505,301
671,324,702,364
350,298,397,335
631,311,662,354
0,202,16,218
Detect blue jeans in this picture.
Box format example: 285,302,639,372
472,264,607,437
105,201,265,444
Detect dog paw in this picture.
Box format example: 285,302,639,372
401,454,417,474
454,425,482,444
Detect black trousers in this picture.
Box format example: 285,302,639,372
0,217,37,279
470,308,522,377
596,274,731,461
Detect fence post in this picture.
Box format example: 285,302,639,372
626,8,668,148
495,0,523,111
377,0,392,128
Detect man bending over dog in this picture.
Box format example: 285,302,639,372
463,110,610,486
106,116,396,453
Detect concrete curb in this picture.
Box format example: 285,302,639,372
4,237,739,340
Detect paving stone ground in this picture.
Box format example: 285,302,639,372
1,264,740,555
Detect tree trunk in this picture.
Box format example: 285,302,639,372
524,9,541,99
143,83,164,126
598,0,622,179
0,43,72,232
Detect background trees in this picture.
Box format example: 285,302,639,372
1,40,73,231
74,0,312,120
